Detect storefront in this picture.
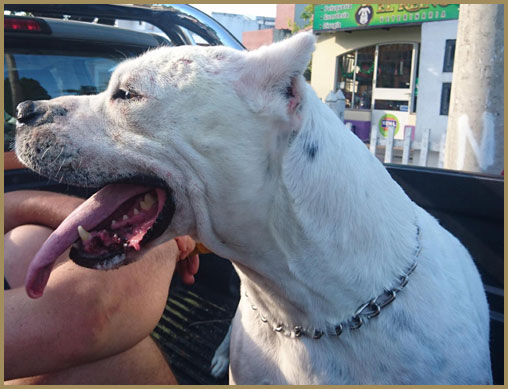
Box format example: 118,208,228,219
311,4,459,146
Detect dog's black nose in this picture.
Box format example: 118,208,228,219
16,100,37,123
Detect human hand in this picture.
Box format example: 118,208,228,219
174,236,200,285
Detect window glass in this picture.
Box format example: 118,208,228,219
337,46,375,110
353,46,374,109
374,99,409,111
376,44,413,88
412,44,420,113
443,39,456,72
440,82,452,115
180,26,210,46
336,52,355,108
5,53,119,104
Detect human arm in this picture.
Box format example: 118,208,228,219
4,190,199,380
4,190,84,233
4,238,180,381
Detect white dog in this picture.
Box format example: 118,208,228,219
16,33,492,384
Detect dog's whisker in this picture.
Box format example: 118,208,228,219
55,160,65,178
51,147,65,174
55,146,65,161
40,147,51,161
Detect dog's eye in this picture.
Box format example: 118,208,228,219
112,89,139,101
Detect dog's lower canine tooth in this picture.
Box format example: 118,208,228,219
78,225,91,242
134,208,140,215
123,214,129,220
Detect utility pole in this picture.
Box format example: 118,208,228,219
444,4,504,175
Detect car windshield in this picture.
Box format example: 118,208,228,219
4,44,149,151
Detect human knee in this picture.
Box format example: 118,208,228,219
5,224,53,254
56,280,119,360
4,224,54,288
62,261,173,356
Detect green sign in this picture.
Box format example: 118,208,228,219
314,4,460,32
378,113,400,137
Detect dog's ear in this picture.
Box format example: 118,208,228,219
237,32,315,114
244,32,315,86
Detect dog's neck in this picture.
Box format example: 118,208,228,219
234,86,419,330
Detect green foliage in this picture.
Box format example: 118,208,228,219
288,4,315,34
300,4,315,26
287,4,315,80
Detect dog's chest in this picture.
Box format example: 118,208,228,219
228,294,476,384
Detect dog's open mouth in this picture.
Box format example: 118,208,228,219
24,177,175,298
69,183,174,270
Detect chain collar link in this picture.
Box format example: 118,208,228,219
245,224,422,339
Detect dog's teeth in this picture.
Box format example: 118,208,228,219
78,225,91,242
145,193,155,203
111,219,116,226
134,208,140,215
140,193,156,210
123,214,129,221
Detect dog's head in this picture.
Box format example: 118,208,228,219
16,32,316,297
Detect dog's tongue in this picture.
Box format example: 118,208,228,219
25,184,150,299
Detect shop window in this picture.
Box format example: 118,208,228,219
336,46,374,110
443,39,456,72
440,82,452,115
374,99,409,111
376,44,413,89
337,52,355,108
412,45,420,114
354,47,374,109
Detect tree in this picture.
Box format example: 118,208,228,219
288,4,315,34
287,4,315,80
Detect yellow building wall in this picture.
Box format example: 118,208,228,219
311,27,422,100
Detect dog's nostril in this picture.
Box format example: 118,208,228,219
16,100,37,123
55,107,68,117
